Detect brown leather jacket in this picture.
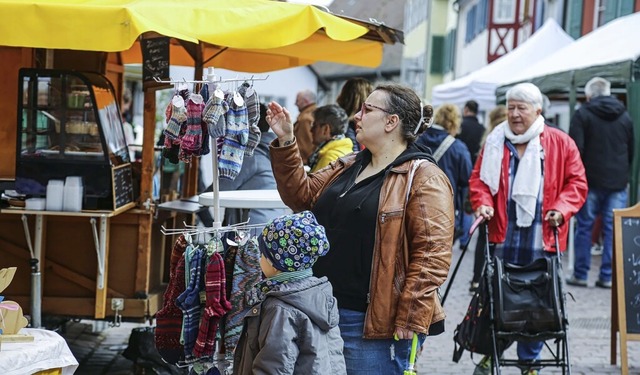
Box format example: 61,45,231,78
270,140,454,338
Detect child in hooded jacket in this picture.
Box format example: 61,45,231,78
233,211,346,375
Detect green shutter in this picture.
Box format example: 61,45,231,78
444,29,457,74
602,0,618,24
430,35,445,74
620,0,634,16
566,0,583,38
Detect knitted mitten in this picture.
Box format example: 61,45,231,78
239,83,260,128
226,98,249,146
243,125,261,157
200,114,210,156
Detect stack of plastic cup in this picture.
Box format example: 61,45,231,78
46,179,64,211
63,176,83,212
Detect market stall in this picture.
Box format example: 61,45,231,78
0,0,402,326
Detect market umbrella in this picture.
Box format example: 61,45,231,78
0,0,401,70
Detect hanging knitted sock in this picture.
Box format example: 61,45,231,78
243,124,261,157
202,96,228,138
155,255,187,365
181,97,205,154
227,97,249,146
164,99,187,140
200,114,210,156
218,101,248,179
163,135,180,164
239,82,260,128
194,252,232,358
222,238,262,354
175,248,204,363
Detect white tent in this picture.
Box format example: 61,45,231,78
497,11,640,96
431,19,573,111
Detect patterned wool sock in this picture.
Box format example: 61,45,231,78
243,124,261,156
226,98,249,146
203,96,229,138
194,252,232,357
181,98,205,154
155,255,186,365
219,137,244,180
164,100,187,140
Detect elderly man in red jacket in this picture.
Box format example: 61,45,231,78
469,82,587,375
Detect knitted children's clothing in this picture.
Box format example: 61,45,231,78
203,96,229,138
226,96,249,146
164,100,187,140
155,255,187,365
194,252,232,358
175,247,205,363
200,112,210,156
181,97,205,154
244,124,261,157
222,238,262,354
219,99,249,180
238,82,260,128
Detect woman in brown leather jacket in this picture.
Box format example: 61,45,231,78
265,83,454,374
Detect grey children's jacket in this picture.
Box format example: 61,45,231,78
232,276,346,375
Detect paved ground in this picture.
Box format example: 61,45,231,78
60,233,640,374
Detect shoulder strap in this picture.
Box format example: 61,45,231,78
432,135,456,163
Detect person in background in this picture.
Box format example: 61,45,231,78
265,83,454,374
336,77,373,152
567,76,634,289
308,104,354,173
470,104,507,292
416,103,472,252
469,83,587,375
121,87,136,161
458,100,485,162
541,94,560,130
293,89,317,165
202,103,288,227
233,211,346,374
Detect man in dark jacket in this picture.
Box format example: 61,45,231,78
457,100,485,164
568,77,635,289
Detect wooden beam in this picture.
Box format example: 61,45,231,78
134,213,152,294
94,218,111,319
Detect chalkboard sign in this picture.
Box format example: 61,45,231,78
111,164,134,209
612,204,640,373
141,37,169,82
620,216,640,333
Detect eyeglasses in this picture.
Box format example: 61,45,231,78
361,102,392,116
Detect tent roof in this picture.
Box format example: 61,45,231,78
0,0,401,72
431,19,573,111
497,12,640,96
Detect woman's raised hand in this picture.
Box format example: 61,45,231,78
266,101,294,144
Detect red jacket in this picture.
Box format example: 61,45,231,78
469,126,587,251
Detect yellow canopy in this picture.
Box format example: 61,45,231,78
0,0,399,71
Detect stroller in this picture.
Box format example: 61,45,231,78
448,220,572,375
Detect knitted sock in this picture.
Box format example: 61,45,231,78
175,248,204,362
203,97,229,138
200,115,210,156
222,238,262,354
181,98,205,153
194,252,232,358
239,82,260,128
226,99,249,146
155,255,186,365
219,137,244,180
243,125,261,156
164,101,187,140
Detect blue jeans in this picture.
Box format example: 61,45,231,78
573,187,628,282
338,308,426,374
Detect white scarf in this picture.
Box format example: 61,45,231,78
480,115,545,227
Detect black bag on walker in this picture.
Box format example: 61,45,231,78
493,257,562,334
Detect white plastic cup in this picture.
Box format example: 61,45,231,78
46,179,64,211
63,176,84,212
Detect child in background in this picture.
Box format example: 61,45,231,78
233,211,346,375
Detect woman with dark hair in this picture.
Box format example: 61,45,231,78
336,77,373,152
265,83,454,374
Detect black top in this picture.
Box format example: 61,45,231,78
457,115,485,164
569,95,635,190
311,144,435,312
